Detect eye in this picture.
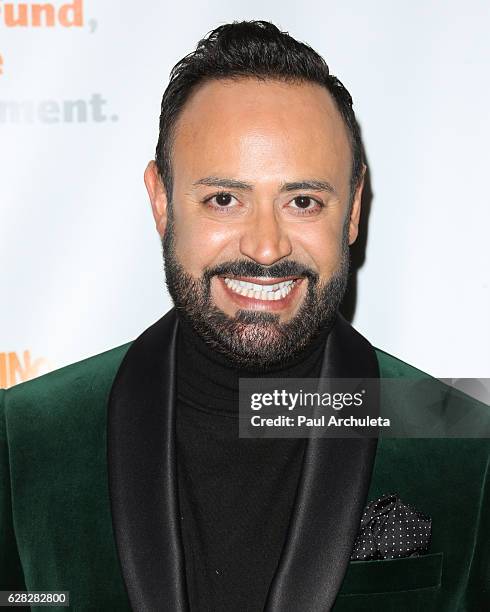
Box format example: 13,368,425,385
288,196,324,214
204,191,238,208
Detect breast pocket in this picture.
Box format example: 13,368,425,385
332,552,443,612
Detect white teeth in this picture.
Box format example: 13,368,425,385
223,276,297,301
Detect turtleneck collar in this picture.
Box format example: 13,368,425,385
176,312,333,416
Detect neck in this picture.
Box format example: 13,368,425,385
176,312,333,415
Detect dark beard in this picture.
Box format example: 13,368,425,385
161,213,350,370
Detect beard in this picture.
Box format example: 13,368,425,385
162,212,350,370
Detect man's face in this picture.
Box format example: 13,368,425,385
145,78,364,368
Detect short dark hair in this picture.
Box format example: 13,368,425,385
155,20,363,202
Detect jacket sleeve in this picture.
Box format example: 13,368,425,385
464,449,490,610
0,388,27,591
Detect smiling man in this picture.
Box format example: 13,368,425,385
143,64,363,611
1,19,489,612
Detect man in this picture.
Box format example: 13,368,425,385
1,20,488,612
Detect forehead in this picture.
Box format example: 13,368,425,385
171,77,352,191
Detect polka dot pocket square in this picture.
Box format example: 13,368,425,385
350,492,432,561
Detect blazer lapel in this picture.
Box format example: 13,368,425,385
265,314,380,612
107,308,188,612
108,309,379,612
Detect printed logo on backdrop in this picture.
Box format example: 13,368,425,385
0,1,94,29
0,350,52,388
0,1,119,124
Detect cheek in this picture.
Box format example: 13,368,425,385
295,222,345,278
172,214,238,276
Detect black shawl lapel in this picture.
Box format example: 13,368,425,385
265,314,380,612
107,308,188,612
108,309,378,612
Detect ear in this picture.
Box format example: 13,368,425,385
144,161,169,238
348,164,366,245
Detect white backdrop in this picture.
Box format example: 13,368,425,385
1,0,489,388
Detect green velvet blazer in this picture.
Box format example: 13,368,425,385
1,309,489,611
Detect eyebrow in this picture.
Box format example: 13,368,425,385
193,176,337,195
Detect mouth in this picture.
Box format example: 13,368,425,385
218,274,304,310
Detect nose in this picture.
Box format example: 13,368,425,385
239,204,292,265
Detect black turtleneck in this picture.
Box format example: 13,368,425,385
176,315,330,612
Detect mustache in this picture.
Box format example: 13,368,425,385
203,259,319,283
